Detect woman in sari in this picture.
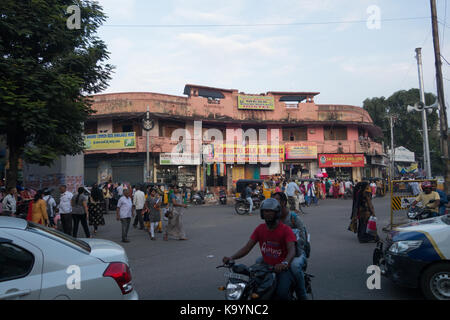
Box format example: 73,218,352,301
348,182,379,243
88,184,106,235
30,191,49,225
333,180,340,199
164,186,188,241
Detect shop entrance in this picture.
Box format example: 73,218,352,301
325,167,352,181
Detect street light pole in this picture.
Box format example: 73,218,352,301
146,106,150,182
415,48,432,178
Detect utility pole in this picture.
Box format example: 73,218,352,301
415,48,432,178
430,0,450,192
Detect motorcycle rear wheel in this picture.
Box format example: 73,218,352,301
235,202,249,215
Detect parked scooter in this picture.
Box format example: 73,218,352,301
219,190,227,205
192,191,205,205
216,260,313,300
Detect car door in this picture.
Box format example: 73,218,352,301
0,230,43,300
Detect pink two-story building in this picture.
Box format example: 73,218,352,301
84,84,386,190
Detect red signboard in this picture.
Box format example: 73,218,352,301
318,154,365,168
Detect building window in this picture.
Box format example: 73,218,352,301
84,121,97,134
324,126,347,140
283,127,307,141
122,124,133,132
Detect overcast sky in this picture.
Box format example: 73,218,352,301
96,0,450,109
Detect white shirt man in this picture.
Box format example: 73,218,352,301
57,186,74,236
117,184,124,197
117,193,133,219
2,189,17,215
286,181,301,197
345,180,353,191
117,190,134,243
58,189,73,214
133,189,146,210
43,194,57,218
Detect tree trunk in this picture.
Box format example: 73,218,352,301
6,132,24,189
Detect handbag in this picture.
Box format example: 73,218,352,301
164,207,174,219
366,216,377,235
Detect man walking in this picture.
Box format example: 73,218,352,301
286,179,301,212
43,189,57,227
1,187,17,216
58,185,73,235
117,189,134,243
132,185,145,230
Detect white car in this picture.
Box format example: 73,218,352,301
0,217,138,300
374,214,450,300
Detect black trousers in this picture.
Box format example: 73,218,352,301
133,209,144,228
72,214,90,238
61,214,73,235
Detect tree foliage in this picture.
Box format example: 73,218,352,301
0,0,114,187
363,89,443,175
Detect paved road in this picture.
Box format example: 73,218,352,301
93,196,424,300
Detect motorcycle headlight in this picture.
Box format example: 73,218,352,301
388,240,423,254
226,282,246,300
407,211,417,218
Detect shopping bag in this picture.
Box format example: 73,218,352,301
366,216,377,235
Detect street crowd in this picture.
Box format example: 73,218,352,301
0,182,189,244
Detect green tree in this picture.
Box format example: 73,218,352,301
0,0,113,188
363,89,443,175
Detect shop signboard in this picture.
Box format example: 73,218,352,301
285,142,317,160
318,154,365,168
160,153,201,165
371,156,388,166
237,95,275,110
84,132,136,151
213,144,284,163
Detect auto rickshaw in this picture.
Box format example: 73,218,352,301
235,179,273,200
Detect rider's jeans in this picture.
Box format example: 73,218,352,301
255,256,306,300
246,197,253,212
439,206,446,216
290,253,307,299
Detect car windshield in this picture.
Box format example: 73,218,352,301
27,222,91,253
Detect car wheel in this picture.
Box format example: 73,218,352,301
420,262,450,300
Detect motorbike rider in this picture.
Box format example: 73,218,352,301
272,192,309,300
410,181,440,217
432,184,448,216
223,198,297,300
243,183,254,213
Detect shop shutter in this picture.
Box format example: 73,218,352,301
112,166,144,185
85,167,98,186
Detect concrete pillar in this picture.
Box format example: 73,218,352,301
196,165,201,190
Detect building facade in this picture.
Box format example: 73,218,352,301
84,84,386,189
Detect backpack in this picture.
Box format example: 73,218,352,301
45,196,54,217
290,212,311,258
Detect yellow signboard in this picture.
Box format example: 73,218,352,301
84,132,136,150
238,95,275,110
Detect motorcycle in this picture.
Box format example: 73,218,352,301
234,194,264,215
192,191,205,205
216,260,313,300
407,200,437,221
219,190,227,205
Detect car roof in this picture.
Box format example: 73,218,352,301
0,216,28,230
